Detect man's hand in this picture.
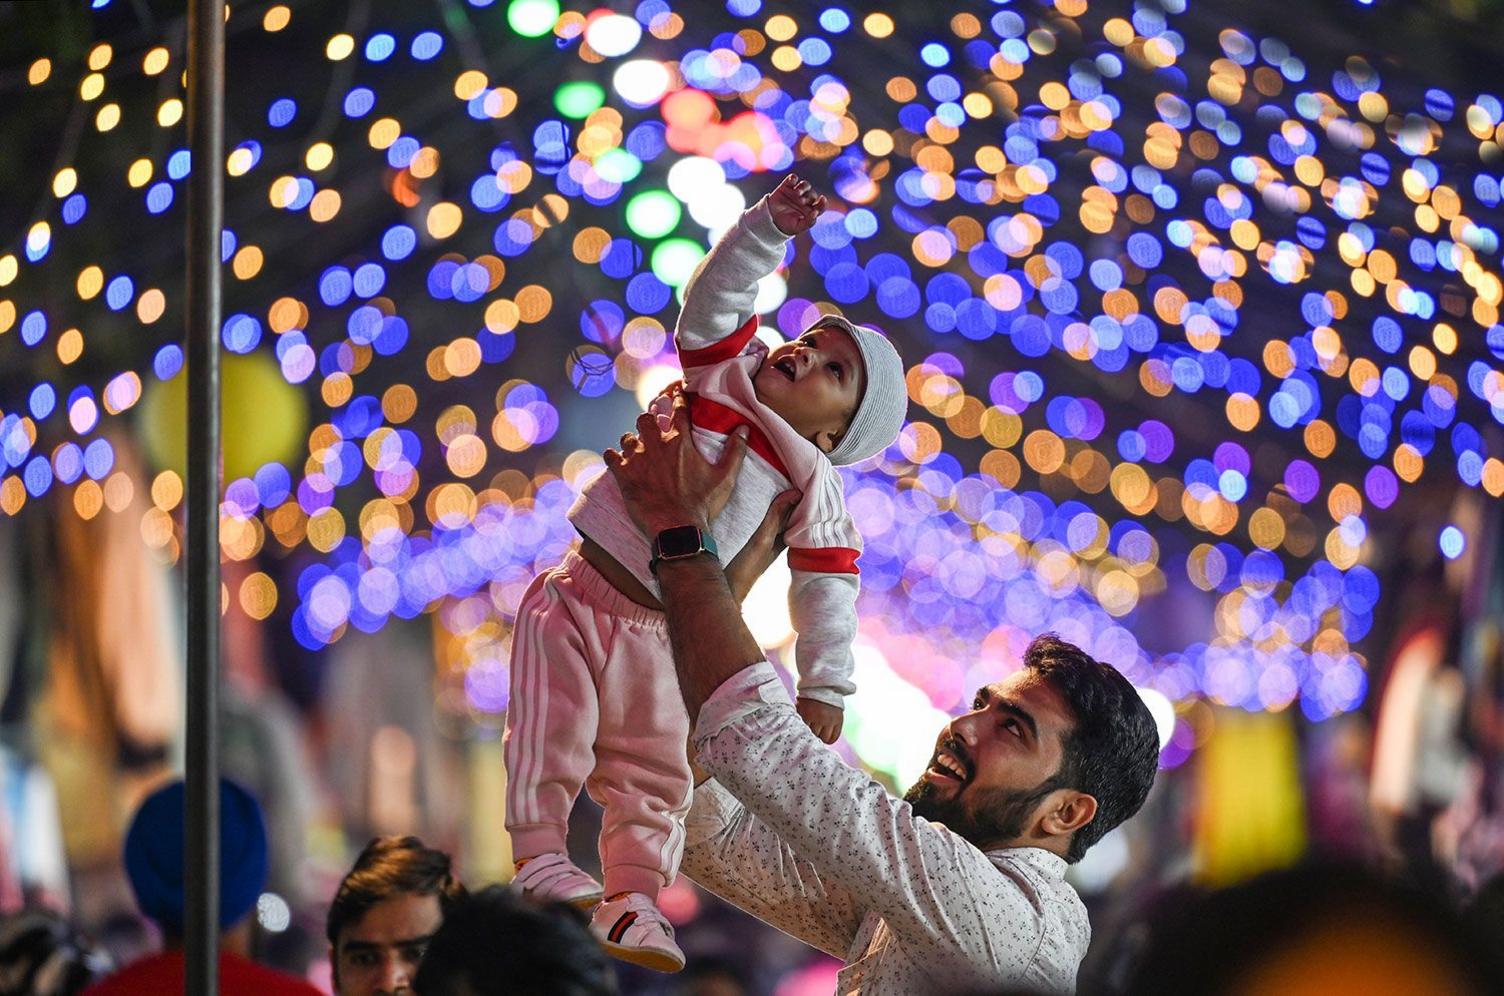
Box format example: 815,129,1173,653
605,392,748,537
725,489,800,603
767,174,827,237
796,697,844,744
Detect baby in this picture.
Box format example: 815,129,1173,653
503,175,907,972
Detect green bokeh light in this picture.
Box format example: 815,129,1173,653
507,0,560,38
594,148,642,184
650,238,705,287
554,81,606,119
625,190,682,240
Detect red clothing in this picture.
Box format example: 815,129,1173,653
84,950,323,996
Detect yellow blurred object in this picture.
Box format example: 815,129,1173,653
1192,707,1306,886
139,350,308,481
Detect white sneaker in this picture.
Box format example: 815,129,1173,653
511,852,603,910
589,892,686,973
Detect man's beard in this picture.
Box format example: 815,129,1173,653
903,774,1061,850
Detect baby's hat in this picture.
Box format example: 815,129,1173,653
814,315,907,466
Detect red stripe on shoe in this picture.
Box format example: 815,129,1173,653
678,314,760,367
608,911,639,944
689,396,790,480
788,547,861,575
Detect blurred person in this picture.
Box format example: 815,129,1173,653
0,909,112,995
327,835,465,996
1125,862,1502,995
83,778,321,995
604,404,1162,994
411,885,616,996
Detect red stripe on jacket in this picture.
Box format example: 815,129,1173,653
678,314,759,367
688,395,791,481
788,546,861,575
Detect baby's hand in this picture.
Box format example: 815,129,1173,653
796,696,844,744
767,174,826,237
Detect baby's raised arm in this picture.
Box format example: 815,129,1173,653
674,175,825,355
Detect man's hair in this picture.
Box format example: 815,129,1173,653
326,835,466,947
412,886,617,996
1024,634,1159,862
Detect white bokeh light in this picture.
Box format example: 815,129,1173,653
741,552,794,649
668,156,726,202
585,14,642,58
256,892,291,933
1135,685,1177,749
688,182,747,231
612,59,670,106
633,363,683,410
843,642,951,789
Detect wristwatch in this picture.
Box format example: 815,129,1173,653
649,524,718,574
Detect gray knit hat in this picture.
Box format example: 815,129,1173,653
812,315,907,466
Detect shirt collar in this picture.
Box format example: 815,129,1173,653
985,844,1070,879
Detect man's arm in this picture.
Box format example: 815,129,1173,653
606,398,1053,980
680,778,867,958
675,175,824,356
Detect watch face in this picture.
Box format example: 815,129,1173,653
656,525,705,559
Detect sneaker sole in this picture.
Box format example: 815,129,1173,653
517,887,603,911
598,939,686,973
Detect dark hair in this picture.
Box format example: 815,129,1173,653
1023,634,1159,862
412,886,617,996
326,835,466,947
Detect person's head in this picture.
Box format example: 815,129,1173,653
123,778,268,942
412,886,616,996
753,316,905,465
327,836,465,996
1126,863,1502,995
904,634,1159,862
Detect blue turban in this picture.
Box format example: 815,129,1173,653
123,778,269,932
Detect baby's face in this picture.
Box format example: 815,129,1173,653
753,323,866,454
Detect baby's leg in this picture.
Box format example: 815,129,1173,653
504,568,601,862
586,623,693,901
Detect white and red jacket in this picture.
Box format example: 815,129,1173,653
569,199,859,708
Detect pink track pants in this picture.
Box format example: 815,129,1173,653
503,549,691,899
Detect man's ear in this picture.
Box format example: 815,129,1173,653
1040,790,1097,839
813,428,839,453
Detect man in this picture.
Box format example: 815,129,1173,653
604,400,1162,993
327,836,466,996
411,885,617,996
84,778,322,995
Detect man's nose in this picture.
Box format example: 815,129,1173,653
379,954,412,993
949,712,982,747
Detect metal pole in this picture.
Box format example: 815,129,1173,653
184,0,224,992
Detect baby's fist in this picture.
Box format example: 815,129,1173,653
768,174,826,236
796,696,844,744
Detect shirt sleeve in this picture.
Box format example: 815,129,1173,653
681,776,867,959
783,471,862,707
691,665,1050,980
675,198,789,362
786,570,858,707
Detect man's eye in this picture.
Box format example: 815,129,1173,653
828,362,843,381
349,953,378,967
402,944,428,963
1005,718,1023,737
973,694,986,710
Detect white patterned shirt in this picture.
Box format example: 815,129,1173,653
683,664,1090,995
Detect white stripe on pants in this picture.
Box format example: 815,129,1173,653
503,549,691,898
